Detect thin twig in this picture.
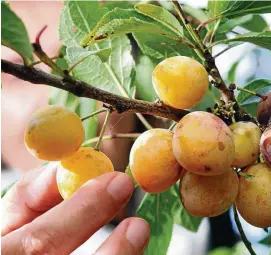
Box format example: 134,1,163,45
169,121,177,131
196,16,221,32
80,108,107,122
95,108,112,151
29,55,62,67
210,19,221,44
237,87,268,101
83,133,140,146
233,205,257,255
213,44,239,59
1,59,189,121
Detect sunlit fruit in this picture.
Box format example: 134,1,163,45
173,111,235,176
57,147,114,199
129,129,182,193
24,105,84,161
152,56,209,109
236,163,271,228
260,126,271,167
230,121,261,168
179,168,239,217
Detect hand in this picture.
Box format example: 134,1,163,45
1,164,150,254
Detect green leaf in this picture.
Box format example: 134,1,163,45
227,60,240,84
68,1,110,33
173,184,203,232
68,0,133,35
125,165,138,188
81,8,179,46
135,55,157,102
241,14,269,32
64,1,136,99
241,102,258,117
208,247,233,255
137,187,177,255
208,1,271,19
1,1,33,64
1,181,16,198
237,79,271,104
213,31,271,50
67,47,111,69
59,5,85,48
135,3,183,36
259,232,271,245
183,5,208,23
77,98,98,141
133,33,198,61
218,15,254,33
65,36,136,98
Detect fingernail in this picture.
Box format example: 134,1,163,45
126,218,150,249
107,173,133,202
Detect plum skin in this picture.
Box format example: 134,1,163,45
57,147,114,199
129,129,182,193
236,163,271,228
24,105,84,161
179,168,239,217
173,111,235,176
230,121,261,168
152,56,209,109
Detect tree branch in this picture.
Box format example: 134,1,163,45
1,59,189,121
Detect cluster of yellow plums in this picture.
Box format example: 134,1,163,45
24,56,271,229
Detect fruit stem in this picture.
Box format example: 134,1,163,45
28,54,63,67
95,108,112,151
196,15,222,33
210,19,221,44
237,87,268,101
82,133,140,146
233,205,257,255
169,121,177,131
80,108,107,122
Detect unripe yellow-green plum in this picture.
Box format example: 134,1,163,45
129,129,182,193
25,105,84,161
57,147,114,199
236,163,271,228
173,111,235,176
230,122,261,168
152,56,209,109
179,168,239,217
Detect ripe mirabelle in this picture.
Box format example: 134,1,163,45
57,147,114,199
229,122,261,168
179,168,239,217
236,163,271,228
129,129,182,193
260,126,271,167
152,56,209,109
173,111,235,176
24,105,84,161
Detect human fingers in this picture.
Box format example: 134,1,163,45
2,172,134,255
94,217,150,255
1,163,62,236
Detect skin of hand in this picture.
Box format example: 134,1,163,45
1,164,150,255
